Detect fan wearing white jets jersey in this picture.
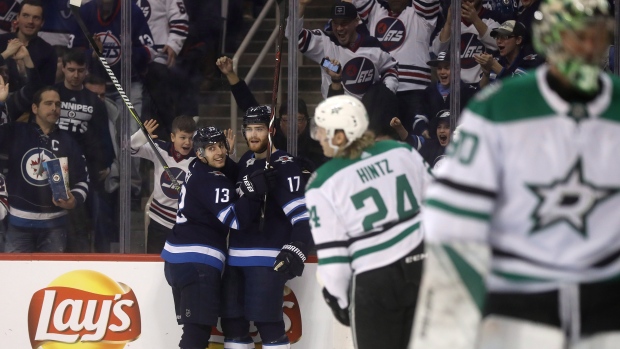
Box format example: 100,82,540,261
288,0,399,100
352,0,440,134
424,0,620,347
306,95,430,349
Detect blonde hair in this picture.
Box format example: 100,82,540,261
336,131,375,160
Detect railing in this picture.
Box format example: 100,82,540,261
230,0,280,134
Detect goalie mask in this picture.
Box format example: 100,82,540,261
193,126,229,158
532,0,612,93
311,95,369,154
243,105,272,139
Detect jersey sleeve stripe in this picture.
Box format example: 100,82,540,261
425,198,491,221
435,178,498,198
283,197,306,216
291,211,310,225
316,240,349,249
356,0,374,19
299,30,311,52
318,256,351,265
217,204,234,223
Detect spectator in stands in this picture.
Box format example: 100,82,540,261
0,39,44,123
433,0,503,86
55,49,115,252
38,0,79,47
2,86,89,253
139,0,189,140
0,0,57,91
390,109,453,168
85,74,121,253
70,0,156,209
351,0,441,135
475,20,544,87
516,0,542,36
288,0,399,100
216,55,326,169
130,116,197,254
412,51,477,139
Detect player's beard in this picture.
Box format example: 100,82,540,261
249,137,269,154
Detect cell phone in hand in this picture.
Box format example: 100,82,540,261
321,57,341,74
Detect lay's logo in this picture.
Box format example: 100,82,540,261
27,270,141,349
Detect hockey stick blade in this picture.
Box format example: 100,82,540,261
69,3,181,192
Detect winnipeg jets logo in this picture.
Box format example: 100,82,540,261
375,18,406,51
526,159,620,237
246,158,256,167
210,171,225,177
275,156,294,164
94,31,122,66
21,148,54,186
160,168,186,199
342,57,376,96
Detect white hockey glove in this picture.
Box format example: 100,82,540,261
273,241,306,279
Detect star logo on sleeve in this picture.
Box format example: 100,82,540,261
210,171,225,177
331,107,342,114
526,159,619,237
275,155,294,163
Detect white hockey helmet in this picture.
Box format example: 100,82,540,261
311,95,369,153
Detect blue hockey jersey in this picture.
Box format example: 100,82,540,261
69,0,155,81
161,157,260,272
228,149,313,268
0,121,89,229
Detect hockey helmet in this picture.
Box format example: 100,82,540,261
312,95,369,153
193,126,229,157
532,0,612,92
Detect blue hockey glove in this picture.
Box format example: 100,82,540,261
239,167,278,199
273,241,306,279
322,288,350,326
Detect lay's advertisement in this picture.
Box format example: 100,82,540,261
0,259,350,349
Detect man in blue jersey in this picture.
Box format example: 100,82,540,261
220,106,313,349
161,126,273,349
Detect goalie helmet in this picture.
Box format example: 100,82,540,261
532,0,612,92
193,126,229,156
312,95,369,152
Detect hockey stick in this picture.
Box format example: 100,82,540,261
69,0,181,192
259,0,287,232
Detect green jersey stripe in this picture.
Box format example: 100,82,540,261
351,222,420,261
426,199,491,221
318,256,351,265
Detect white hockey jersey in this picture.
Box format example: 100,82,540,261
424,66,620,294
353,0,440,92
131,131,194,229
305,140,431,308
432,9,502,84
135,0,189,64
287,16,399,100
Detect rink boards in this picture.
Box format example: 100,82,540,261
0,245,487,349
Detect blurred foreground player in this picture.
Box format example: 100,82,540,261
423,0,620,347
161,127,271,349
305,95,430,349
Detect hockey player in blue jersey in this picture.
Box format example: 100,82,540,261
220,106,314,349
161,126,274,349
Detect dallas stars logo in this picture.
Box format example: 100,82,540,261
526,159,619,237
331,107,342,114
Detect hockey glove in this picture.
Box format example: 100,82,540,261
322,288,350,326
273,241,306,279
239,167,278,200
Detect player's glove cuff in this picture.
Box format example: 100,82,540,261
322,288,350,326
273,241,306,279
239,168,277,200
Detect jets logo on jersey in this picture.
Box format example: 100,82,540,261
0,0,20,25
246,158,256,167
210,171,225,177
275,155,294,164
375,18,406,52
94,31,122,66
137,0,152,21
160,167,186,199
21,148,54,186
460,33,485,69
526,159,620,237
343,57,376,95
